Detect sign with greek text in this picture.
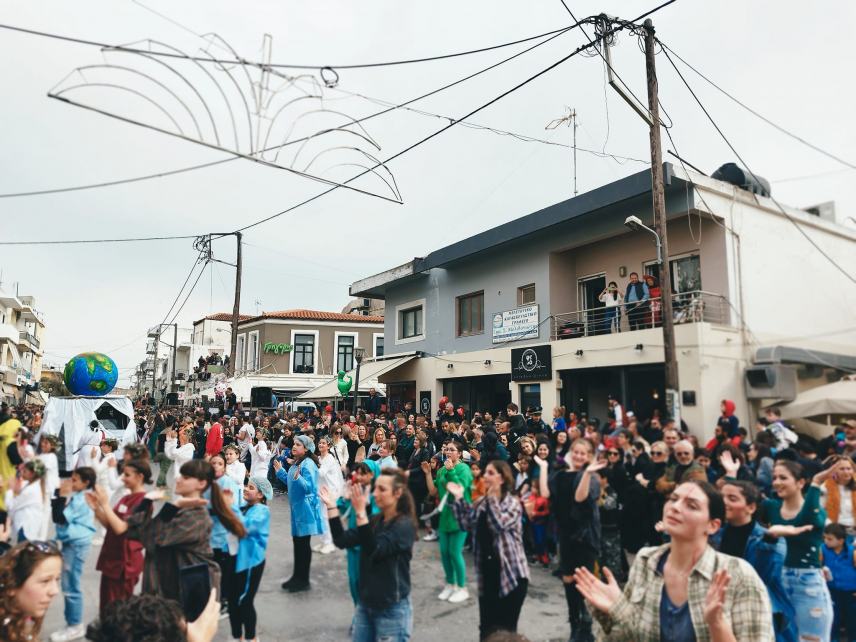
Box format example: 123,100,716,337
492,304,539,343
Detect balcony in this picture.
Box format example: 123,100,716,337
0,323,18,343
18,331,40,350
551,290,732,340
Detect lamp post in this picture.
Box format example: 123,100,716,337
352,346,367,415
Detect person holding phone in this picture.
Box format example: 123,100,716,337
164,426,196,498
320,468,416,641
434,441,473,604
598,281,624,334
229,476,272,642
274,434,324,593
126,459,245,606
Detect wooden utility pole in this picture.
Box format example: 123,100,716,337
643,19,680,418
228,232,243,377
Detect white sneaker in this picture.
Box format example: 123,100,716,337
318,543,336,555
422,532,438,542
448,587,469,603
437,584,455,600
50,624,86,641
311,542,323,552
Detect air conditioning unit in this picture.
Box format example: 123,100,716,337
744,364,798,401
803,201,836,223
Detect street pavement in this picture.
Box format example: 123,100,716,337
43,492,572,641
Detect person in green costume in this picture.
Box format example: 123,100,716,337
433,440,472,604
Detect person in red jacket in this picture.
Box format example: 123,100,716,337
206,417,225,458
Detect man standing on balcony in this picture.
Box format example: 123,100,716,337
624,272,650,331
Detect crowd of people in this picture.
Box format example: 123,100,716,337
0,393,854,641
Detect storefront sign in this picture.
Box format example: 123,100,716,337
419,390,432,416
511,344,552,381
492,304,539,343
263,342,292,354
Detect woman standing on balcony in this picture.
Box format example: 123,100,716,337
598,281,623,334
645,274,662,328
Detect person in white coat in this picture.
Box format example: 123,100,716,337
74,421,105,470
4,459,49,542
224,445,246,487
163,426,195,498
314,436,344,554
330,424,349,474
37,436,60,538
248,438,273,480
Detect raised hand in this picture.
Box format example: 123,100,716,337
445,481,464,500
573,566,622,614
144,489,166,502
703,569,730,626
318,486,337,509
719,451,740,476
585,460,608,474
174,497,209,509
349,481,368,513
84,491,100,511
420,461,431,474
186,589,219,642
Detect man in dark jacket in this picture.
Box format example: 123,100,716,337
364,388,383,416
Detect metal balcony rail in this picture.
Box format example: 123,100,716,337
552,290,731,341
19,331,40,349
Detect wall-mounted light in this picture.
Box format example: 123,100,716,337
483,360,491,366
618,266,627,278
652,389,660,400
634,344,644,352
574,349,584,358
447,363,454,370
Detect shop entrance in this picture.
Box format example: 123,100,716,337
559,364,665,426
442,374,511,416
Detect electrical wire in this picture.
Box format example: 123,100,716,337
165,260,210,326
158,254,206,328
659,45,856,286
0,234,198,246
0,20,580,71
658,41,856,171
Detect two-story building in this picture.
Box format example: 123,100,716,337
197,309,385,407
0,288,46,404
349,163,856,438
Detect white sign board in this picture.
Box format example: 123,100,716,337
492,304,540,343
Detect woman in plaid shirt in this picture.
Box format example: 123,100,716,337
574,480,774,641
446,459,530,641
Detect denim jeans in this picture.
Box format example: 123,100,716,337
61,540,91,626
352,596,412,642
602,306,618,334
781,567,833,642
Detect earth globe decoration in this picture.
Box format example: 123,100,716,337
63,352,119,396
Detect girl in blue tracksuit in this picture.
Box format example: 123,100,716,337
336,460,380,605
208,452,244,617
230,476,272,642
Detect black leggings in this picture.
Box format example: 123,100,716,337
559,538,596,627
229,561,265,639
213,550,236,608
292,535,312,583
478,578,528,640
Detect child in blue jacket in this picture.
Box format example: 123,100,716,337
821,523,856,640
52,466,97,642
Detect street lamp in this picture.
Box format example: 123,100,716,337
352,346,367,414
624,215,662,265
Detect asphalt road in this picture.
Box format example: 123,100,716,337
43,491,572,642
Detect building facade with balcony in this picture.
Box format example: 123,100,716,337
350,163,856,438
195,309,384,406
0,288,46,404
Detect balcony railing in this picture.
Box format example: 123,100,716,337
19,331,40,349
552,290,731,340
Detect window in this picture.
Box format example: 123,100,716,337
293,334,315,374
457,291,484,336
235,335,246,373
374,334,385,357
399,306,423,339
645,254,701,294
247,331,259,372
520,384,541,412
337,334,355,372
518,284,536,306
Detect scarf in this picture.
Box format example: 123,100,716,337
824,478,856,523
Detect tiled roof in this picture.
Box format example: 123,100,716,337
241,309,384,324
194,312,253,324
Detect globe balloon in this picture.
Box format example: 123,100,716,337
63,352,119,396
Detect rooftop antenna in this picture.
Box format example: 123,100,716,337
546,106,579,195
254,299,262,315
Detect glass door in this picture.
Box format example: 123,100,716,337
578,274,606,335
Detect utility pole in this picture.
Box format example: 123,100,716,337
643,19,680,421
570,108,578,195
151,326,160,405
228,232,243,377
172,323,178,399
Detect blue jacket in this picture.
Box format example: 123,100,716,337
56,492,96,544
715,522,797,642
276,459,324,537
822,540,856,591
209,474,244,554
236,503,270,573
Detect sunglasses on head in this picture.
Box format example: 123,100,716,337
652,450,667,456
608,451,620,455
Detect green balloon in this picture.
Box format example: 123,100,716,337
336,370,353,396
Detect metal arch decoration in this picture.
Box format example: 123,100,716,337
48,34,403,204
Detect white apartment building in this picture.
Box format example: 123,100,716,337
0,287,46,404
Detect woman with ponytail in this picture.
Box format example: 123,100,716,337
127,459,246,604
320,468,417,642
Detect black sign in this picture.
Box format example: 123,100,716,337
511,344,552,382
419,391,432,416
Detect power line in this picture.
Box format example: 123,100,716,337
658,44,856,286
0,21,579,71
166,260,210,326
658,41,856,171
158,253,206,329
0,234,197,246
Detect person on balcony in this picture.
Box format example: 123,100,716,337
644,274,662,328
624,272,650,331
598,281,623,334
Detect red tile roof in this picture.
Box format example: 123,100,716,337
194,312,253,324
241,309,384,324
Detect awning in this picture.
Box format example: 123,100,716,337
775,377,856,421
298,355,417,401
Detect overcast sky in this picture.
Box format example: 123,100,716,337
2,0,854,385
